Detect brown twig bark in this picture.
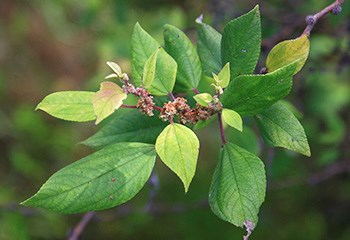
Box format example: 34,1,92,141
217,111,227,145
302,0,345,36
68,212,95,240
269,160,350,191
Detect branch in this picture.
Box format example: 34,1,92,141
68,212,95,240
217,111,227,145
144,172,160,213
121,104,138,109
269,159,350,190
302,0,345,36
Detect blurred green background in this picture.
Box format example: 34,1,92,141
0,0,349,239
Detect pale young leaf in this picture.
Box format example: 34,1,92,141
193,93,213,107
222,108,243,131
93,81,127,124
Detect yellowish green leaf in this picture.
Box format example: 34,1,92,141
222,108,243,131
155,124,199,192
217,62,230,88
266,35,310,74
143,48,160,88
36,91,95,122
193,93,213,107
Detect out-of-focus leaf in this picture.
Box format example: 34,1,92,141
226,126,260,155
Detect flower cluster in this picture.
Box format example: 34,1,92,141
118,71,222,124
122,81,155,116
159,97,222,125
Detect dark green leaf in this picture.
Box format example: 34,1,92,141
164,24,202,92
209,142,266,227
221,61,299,116
82,109,167,148
131,22,160,86
221,5,261,78
196,19,222,76
22,142,156,213
255,101,311,156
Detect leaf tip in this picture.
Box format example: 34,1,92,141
304,148,311,157
243,220,255,240
35,103,41,111
195,14,203,23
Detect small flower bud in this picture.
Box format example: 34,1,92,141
306,15,315,25
332,5,342,15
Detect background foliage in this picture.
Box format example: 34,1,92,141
0,0,349,239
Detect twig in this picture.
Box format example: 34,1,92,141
192,88,200,94
121,104,138,109
217,111,227,145
269,159,350,190
302,0,345,36
168,92,176,101
98,199,209,222
68,212,95,240
144,172,160,213
153,105,163,111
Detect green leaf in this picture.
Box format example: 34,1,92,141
255,101,311,156
193,93,213,107
155,123,199,192
217,62,230,88
221,5,261,78
131,22,160,86
196,18,222,76
93,81,127,124
22,142,156,214
143,48,159,88
193,114,217,131
209,142,266,228
143,48,178,96
36,91,95,122
82,108,167,148
222,108,242,131
221,61,300,116
164,24,202,92
226,126,260,155
266,35,310,74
